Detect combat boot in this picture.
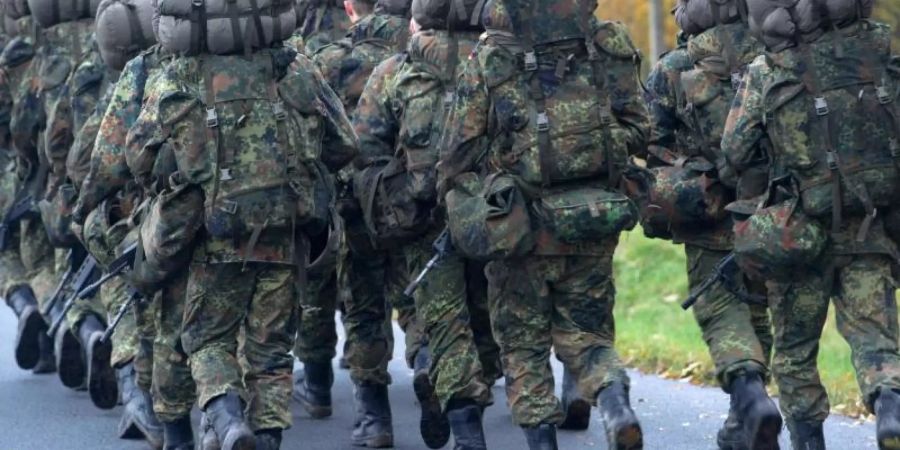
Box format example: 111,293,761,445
162,415,195,450
786,419,824,450
876,387,900,450
255,429,282,450
729,371,782,450
117,364,164,449
32,331,57,374
78,314,118,409
522,424,558,450
351,382,394,448
199,412,222,450
53,321,86,389
446,401,487,450
413,346,450,449
204,391,255,450
7,286,44,370
560,367,591,431
597,381,643,450
293,360,333,418
717,398,748,450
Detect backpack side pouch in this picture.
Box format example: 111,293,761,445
535,187,638,244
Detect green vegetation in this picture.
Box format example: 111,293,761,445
612,230,868,417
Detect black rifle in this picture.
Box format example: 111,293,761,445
0,194,34,252
41,248,81,317
100,287,142,344
403,228,453,298
47,256,99,337
77,242,138,300
681,253,737,310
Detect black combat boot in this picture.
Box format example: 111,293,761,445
522,424,558,450
163,415,195,450
199,412,221,450
717,397,748,450
32,330,57,374
78,314,117,409
413,346,450,449
729,371,782,450
293,360,333,419
7,286,44,370
205,391,255,450
597,381,644,450
53,321,86,389
117,364,164,449
560,367,591,431
255,429,282,450
446,401,487,450
787,419,824,450
351,382,394,448
876,388,900,450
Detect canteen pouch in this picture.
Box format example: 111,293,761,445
39,183,79,248
354,156,431,246
140,175,203,284
535,187,638,244
445,172,534,260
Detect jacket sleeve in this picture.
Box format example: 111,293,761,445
352,55,403,168
721,56,767,176
644,51,689,162
304,54,359,172
436,52,491,198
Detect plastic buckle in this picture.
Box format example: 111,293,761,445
826,151,839,170
536,112,550,132
599,103,614,126
731,72,742,90
814,97,829,116
218,199,238,214
876,85,891,105
443,91,455,109
219,168,233,181
524,52,538,72
273,101,287,120
206,107,218,128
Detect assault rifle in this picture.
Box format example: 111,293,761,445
0,194,34,251
77,242,138,300
403,228,453,298
100,287,142,344
41,248,82,317
680,253,766,310
47,256,99,337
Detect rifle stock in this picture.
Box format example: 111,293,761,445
402,228,453,298
680,253,736,310
47,256,99,337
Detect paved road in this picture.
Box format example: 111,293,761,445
0,311,878,449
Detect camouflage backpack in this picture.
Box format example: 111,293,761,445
471,0,639,244
759,19,899,239
150,49,332,263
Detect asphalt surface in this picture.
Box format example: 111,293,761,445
0,310,878,449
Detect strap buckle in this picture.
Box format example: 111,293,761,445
599,105,614,126
524,52,537,72
876,85,891,105
814,97,829,116
730,72,742,90
219,168,234,181
272,100,287,121
206,107,218,128
536,112,550,132
826,151,839,171
443,90,455,109
218,199,238,215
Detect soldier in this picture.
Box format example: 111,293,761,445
722,1,900,448
437,0,649,448
127,0,358,446
643,1,780,448
352,0,502,447
307,0,414,446
0,8,55,375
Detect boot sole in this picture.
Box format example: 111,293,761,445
748,411,782,450
15,308,44,370
879,435,900,450
88,336,118,409
57,328,86,389
612,422,644,450
224,432,256,450
350,434,394,448
560,398,592,431
413,370,450,449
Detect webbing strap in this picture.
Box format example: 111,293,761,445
247,0,267,52
225,0,245,56
126,3,149,51
579,3,618,187
190,0,207,55
203,61,222,210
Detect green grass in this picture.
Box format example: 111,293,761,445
612,230,868,417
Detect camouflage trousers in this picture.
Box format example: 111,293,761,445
0,236,29,298
685,245,772,388
294,268,338,364
485,250,628,427
182,262,299,431
152,272,196,422
20,218,57,309
767,253,900,422
406,234,501,411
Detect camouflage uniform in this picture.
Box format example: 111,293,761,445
353,29,501,412
438,12,649,428
311,8,412,386
128,49,357,431
721,20,900,424
299,0,352,55
644,23,773,388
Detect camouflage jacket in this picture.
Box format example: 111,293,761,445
0,18,37,155
7,17,42,167
312,12,409,114
74,45,173,221
67,70,117,189
722,20,899,256
299,2,351,55
127,48,358,264
438,20,649,256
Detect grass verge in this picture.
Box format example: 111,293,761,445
612,229,869,418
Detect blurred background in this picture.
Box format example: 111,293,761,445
598,0,900,419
